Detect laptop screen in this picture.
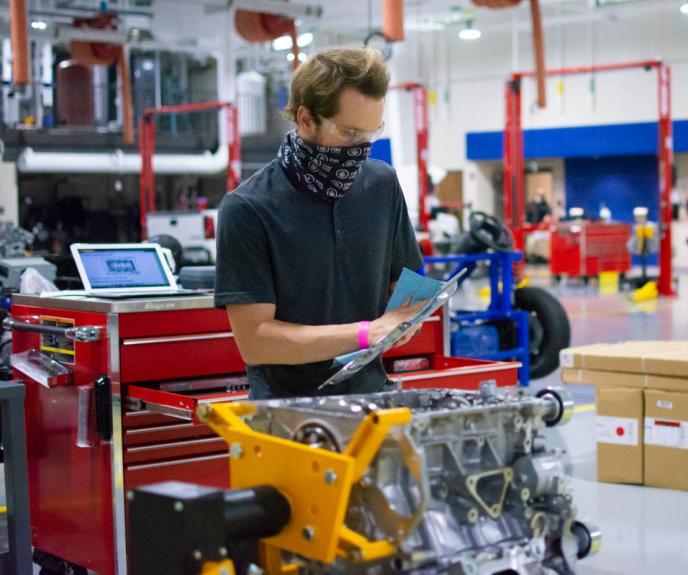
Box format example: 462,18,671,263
77,247,172,289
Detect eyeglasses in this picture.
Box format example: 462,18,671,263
317,115,385,145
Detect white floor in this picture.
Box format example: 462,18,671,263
530,270,688,575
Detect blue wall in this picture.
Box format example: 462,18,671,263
564,155,659,222
565,155,659,265
466,119,688,160
370,138,393,164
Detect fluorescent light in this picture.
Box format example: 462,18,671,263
297,33,313,48
272,33,313,51
458,27,481,41
287,52,295,62
681,2,688,14
273,35,292,51
31,20,48,31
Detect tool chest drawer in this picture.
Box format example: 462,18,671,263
123,418,218,446
120,332,244,382
124,436,228,464
125,453,230,490
388,356,520,390
118,308,230,338
384,311,444,358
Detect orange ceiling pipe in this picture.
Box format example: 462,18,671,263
9,0,30,86
70,12,134,144
235,10,295,42
235,9,300,68
472,0,546,107
383,0,404,42
528,0,545,107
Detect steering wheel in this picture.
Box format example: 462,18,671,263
468,211,514,253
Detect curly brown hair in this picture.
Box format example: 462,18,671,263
283,47,390,124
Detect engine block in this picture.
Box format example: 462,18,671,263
242,384,599,575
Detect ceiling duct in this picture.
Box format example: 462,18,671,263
382,0,404,42
8,0,30,87
472,0,546,108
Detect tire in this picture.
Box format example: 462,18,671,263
514,286,571,379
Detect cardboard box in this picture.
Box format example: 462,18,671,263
560,341,688,376
596,386,644,485
561,368,687,392
644,389,688,491
561,368,644,388
559,344,609,370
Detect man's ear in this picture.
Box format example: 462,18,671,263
296,105,317,137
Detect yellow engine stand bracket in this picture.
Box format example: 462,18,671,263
200,560,236,575
198,402,412,568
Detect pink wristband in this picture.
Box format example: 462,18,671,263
358,321,371,350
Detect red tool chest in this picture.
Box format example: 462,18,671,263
550,221,632,280
9,294,519,575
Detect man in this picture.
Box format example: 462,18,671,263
526,190,552,224
215,47,424,399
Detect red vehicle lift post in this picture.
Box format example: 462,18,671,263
139,101,240,240
390,83,430,232
503,60,674,296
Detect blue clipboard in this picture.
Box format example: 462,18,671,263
318,267,467,390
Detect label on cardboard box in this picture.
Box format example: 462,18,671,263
644,417,688,450
596,416,639,446
560,350,574,369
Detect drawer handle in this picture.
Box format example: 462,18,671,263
389,364,518,383
3,317,102,342
123,332,234,346
127,453,229,471
126,437,225,453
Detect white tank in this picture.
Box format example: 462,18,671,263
236,70,267,136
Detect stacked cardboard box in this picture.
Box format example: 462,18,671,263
560,341,688,491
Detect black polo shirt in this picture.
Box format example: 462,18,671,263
214,158,422,398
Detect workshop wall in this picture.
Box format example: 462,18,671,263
396,7,688,218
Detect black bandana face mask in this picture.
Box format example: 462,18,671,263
278,129,372,202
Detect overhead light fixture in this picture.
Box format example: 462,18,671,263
31,20,48,31
287,52,308,62
458,22,481,41
272,33,314,51
297,33,313,48
681,2,688,14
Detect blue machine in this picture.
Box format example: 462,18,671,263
420,251,531,386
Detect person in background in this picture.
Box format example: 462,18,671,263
527,189,552,224
214,48,424,399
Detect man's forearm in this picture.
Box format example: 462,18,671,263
236,319,360,365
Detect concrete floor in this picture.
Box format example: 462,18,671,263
16,266,688,574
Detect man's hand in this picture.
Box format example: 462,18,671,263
369,298,428,348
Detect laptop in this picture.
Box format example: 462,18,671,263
318,267,468,390
70,243,205,298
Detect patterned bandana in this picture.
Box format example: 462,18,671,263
278,129,371,202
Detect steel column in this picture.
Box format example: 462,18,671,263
0,381,32,575
389,83,430,232
138,102,239,240
414,85,430,232
504,79,525,253
657,64,674,296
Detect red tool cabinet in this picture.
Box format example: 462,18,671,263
550,221,632,280
9,294,519,575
